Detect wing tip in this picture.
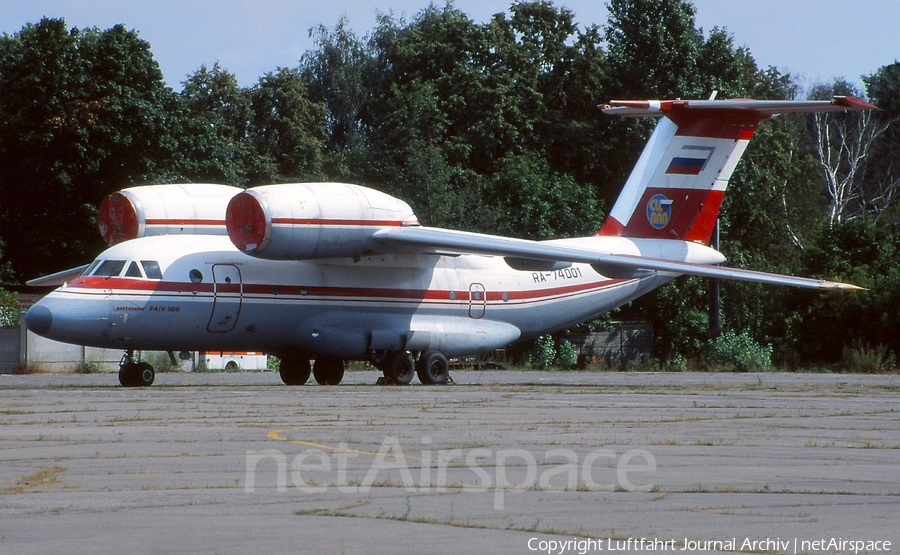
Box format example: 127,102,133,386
832,95,880,111
821,281,865,291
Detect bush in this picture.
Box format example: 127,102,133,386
554,338,578,369
705,330,772,372
0,289,19,328
841,340,895,373
146,352,179,373
75,360,102,374
531,335,556,369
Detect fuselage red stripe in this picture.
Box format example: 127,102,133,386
63,276,628,304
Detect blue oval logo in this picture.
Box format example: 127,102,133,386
647,194,672,229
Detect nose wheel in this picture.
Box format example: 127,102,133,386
118,351,155,387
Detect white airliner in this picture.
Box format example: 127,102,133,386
24,96,875,387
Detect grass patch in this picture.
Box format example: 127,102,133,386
2,466,66,494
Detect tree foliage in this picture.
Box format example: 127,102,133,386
0,4,897,368
0,19,179,280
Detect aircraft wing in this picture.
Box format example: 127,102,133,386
372,226,860,290
26,264,90,287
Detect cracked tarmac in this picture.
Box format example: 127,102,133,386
0,370,897,554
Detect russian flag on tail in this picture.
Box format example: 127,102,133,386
666,157,706,175
666,145,715,175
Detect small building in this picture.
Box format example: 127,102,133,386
568,322,653,369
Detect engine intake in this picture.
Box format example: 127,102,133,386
98,183,241,245
226,182,420,260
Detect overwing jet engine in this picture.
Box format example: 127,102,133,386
99,183,240,245
226,182,420,260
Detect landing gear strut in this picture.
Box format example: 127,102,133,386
118,350,155,387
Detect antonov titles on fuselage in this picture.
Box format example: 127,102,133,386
25,96,875,387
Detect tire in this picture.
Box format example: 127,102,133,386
313,358,345,385
279,355,311,385
384,351,415,385
416,351,449,385
118,362,154,387
135,362,155,387
118,364,134,387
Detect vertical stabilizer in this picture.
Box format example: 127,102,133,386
597,97,877,244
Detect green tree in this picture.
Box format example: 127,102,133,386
246,68,327,184
716,107,826,357
489,152,598,239
809,80,892,226
300,18,372,180
799,219,900,362
0,19,180,281
862,63,900,225
604,0,703,99
362,2,604,234
696,27,760,99
178,63,254,185
0,238,16,328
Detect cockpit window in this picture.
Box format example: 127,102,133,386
81,260,101,276
93,260,127,277
141,260,163,280
125,261,143,278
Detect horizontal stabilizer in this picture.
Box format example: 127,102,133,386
600,96,878,118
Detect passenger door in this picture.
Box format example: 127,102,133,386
207,264,242,332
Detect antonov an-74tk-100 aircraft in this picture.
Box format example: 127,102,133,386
25,96,875,387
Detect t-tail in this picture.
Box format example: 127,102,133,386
597,96,877,245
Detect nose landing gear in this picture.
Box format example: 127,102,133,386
118,350,155,387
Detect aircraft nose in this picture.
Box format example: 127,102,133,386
24,305,53,336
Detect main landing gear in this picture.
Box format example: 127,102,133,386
415,350,450,385
118,350,155,387
376,350,450,386
277,351,451,386
278,355,344,385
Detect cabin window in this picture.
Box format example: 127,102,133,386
189,269,203,284
125,261,143,278
93,260,126,277
141,260,163,280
